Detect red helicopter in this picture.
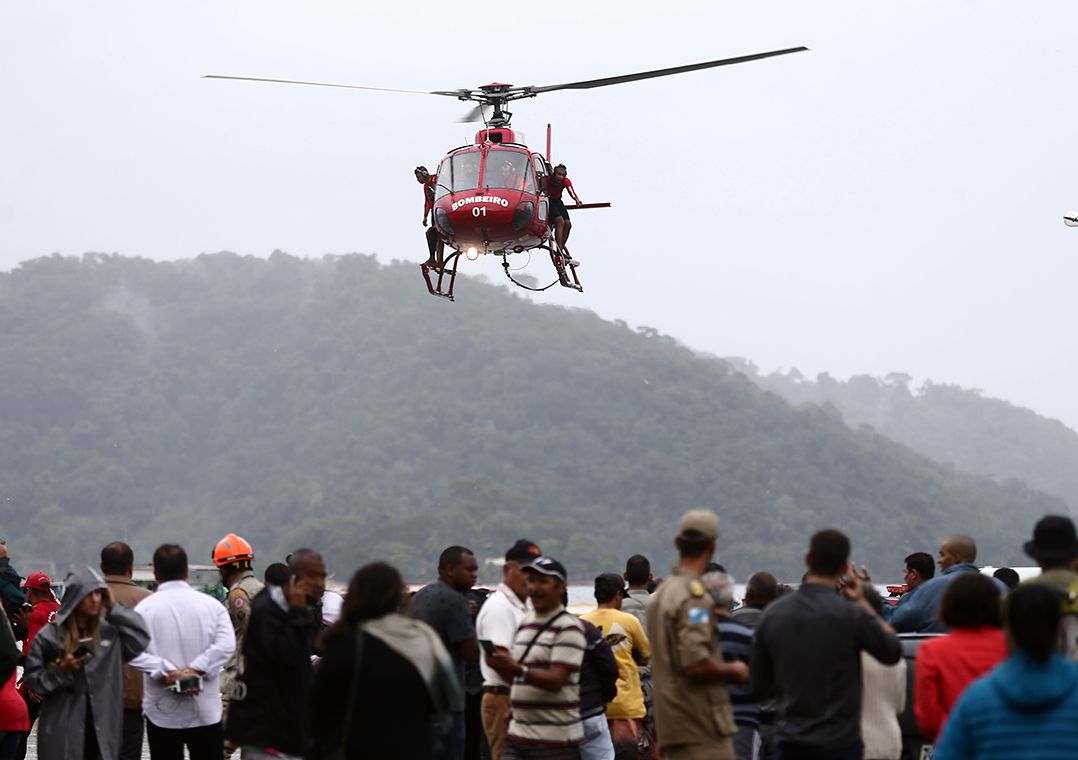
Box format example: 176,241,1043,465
205,46,807,301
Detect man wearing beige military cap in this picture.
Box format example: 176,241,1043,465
646,509,748,760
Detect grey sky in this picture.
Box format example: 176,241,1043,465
3,1,1077,429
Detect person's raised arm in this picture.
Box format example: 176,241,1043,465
565,177,581,205
102,588,150,662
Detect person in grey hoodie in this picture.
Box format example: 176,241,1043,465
23,566,149,760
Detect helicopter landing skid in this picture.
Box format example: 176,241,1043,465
421,251,462,301
548,245,583,292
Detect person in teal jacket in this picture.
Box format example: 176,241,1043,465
934,584,1078,759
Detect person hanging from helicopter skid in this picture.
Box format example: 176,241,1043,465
546,163,582,267
415,165,445,271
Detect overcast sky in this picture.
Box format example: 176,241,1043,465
3,1,1077,429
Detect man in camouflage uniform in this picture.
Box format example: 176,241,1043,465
647,510,748,760
212,533,264,755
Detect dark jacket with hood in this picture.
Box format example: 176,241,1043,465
24,566,150,760
934,651,1078,760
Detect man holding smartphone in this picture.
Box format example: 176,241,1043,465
475,539,541,759
224,549,324,760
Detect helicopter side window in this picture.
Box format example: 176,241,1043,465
485,150,532,192
435,151,481,199
532,155,547,196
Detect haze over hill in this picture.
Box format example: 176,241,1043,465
0,253,1065,580
729,362,1078,514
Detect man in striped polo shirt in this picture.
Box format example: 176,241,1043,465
485,556,585,759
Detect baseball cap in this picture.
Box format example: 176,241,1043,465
676,509,720,541
594,572,628,600
522,556,568,583
505,539,542,564
21,572,52,591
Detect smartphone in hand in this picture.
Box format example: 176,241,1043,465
479,639,498,656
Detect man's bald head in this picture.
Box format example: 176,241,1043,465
939,534,977,570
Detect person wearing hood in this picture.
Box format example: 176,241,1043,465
309,562,463,760
934,584,1078,759
22,566,150,760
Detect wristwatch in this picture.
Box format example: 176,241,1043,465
519,665,529,682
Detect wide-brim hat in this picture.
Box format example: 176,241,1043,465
1023,515,1078,564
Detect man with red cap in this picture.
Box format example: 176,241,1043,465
15,571,59,759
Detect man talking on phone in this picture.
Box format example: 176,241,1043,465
130,545,235,760
224,549,325,760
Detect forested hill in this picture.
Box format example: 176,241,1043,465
730,362,1078,513
0,253,1064,581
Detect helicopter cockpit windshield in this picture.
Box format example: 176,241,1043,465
435,151,481,199
484,149,534,193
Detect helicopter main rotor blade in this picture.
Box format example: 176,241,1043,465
526,47,808,94
202,74,461,97
458,104,486,123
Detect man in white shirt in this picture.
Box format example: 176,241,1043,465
130,544,235,760
475,539,540,759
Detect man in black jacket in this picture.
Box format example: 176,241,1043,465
224,551,325,759
751,530,900,760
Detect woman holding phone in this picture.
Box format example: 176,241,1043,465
23,567,149,760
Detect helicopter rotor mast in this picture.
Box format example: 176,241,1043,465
204,45,808,128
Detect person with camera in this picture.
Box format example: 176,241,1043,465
129,545,235,760
22,566,150,760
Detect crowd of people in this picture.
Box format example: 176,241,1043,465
3,510,1078,760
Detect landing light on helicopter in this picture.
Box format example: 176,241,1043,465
465,247,480,261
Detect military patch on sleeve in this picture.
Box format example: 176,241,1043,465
231,595,247,610
688,607,709,624
689,580,705,598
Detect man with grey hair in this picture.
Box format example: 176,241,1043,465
704,572,758,760
891,534,1006,633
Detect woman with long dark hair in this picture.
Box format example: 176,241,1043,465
309,563,462,760
23,567,149,760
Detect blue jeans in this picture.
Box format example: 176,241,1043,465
578,715,615,760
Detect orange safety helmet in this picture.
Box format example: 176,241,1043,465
213,533,255,567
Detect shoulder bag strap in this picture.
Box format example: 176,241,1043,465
518,609,568,665
332,630,365,759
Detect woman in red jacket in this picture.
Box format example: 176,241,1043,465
915,572,1008,742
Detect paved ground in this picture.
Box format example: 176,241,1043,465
24,726,156,760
